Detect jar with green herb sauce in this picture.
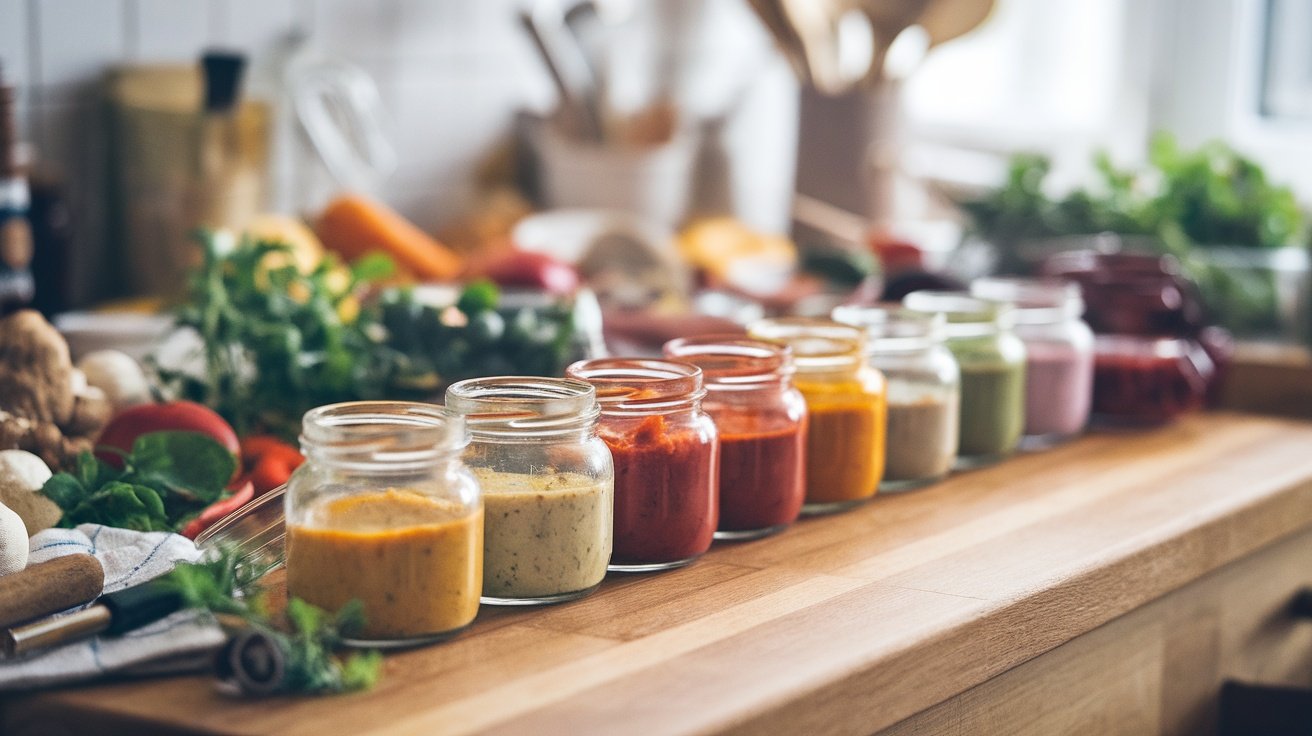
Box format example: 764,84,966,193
903,292,1026,468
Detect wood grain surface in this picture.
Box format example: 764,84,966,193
5,412,1312,736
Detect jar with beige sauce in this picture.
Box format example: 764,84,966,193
833,306,960,490
446,377,614,605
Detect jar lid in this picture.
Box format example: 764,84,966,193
445,377,599,439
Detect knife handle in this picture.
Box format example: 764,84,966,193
101,583,185,635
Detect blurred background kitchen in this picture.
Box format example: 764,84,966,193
2,0,1312,374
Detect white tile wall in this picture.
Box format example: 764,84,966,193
0,0,544,306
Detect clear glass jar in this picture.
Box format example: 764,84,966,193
285,401,482,647
971,277,1095,447
565,358,719,572
662,336,808,540
746,318,886,514
903,291,1026,468
1092,335,1214,426
445,377,614,606
832,306,959,491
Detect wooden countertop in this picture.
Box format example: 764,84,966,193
6,412,1312,736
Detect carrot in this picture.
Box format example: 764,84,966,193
316,194,464,281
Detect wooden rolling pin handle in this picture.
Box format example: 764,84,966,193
0,554,105,629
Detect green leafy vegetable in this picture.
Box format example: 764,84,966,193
958,132,1309,336
156,233,399,439
157,233,584,439
158,547,383,695
39,430,237,532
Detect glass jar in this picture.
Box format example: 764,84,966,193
565,358,719,572
903,291,1026,468
285,401,482,647
746,318,886,514
662,336,807,540
1092,336,1214,426
445,377,613,605
970,277,1095,447
832,306,959,490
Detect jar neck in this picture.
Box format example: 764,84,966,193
662,335,796,396
567,358,707,417
904,291,1014,339
445,376,600,443
746,317,867,377
300,401,469,474
970,277,1084,327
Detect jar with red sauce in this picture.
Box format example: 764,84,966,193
662,336,807,540
566,358,719,571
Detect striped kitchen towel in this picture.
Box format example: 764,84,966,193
0,524,226,690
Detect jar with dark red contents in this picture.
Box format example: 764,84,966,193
566,358,719,572
663,336,807,540
1091,336,1215,426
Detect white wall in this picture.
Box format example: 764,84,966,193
0,0,547,304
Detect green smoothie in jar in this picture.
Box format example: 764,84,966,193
904,292,1026,468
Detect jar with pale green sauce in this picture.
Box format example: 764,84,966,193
903,292,1026,468
445,377,614,605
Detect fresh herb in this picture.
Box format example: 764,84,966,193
959,133,1305,252
159,232,584,439
158,546,382,695
958,132,1308,335
40,431,236,531
156,232,400,439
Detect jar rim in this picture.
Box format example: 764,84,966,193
745,317,865,371
300,401,468,471
832,304,945,352
445,376,599,439
969,277,1084,324
661,335,794,389
903,291,1016,336
566,358,706,413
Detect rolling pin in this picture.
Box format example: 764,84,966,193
0,554,105,629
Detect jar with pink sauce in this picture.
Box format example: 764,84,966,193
971,277,1094,447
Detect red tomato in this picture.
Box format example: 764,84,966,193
96,401,240,469
238,435,304,496
180,480,254,540
867,233,924,274
472,250,580,295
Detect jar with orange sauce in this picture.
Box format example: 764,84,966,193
748,318,887,514
285,402,483,647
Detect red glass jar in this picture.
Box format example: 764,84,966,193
1091,336,1215,426
566,358,719,571
663,336,807,540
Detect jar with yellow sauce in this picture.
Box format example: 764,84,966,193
446,377,614,605
285,402,483,647
748,318,887,514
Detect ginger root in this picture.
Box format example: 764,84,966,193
0,310,112,470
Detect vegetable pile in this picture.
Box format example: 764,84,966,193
158,231,581,438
